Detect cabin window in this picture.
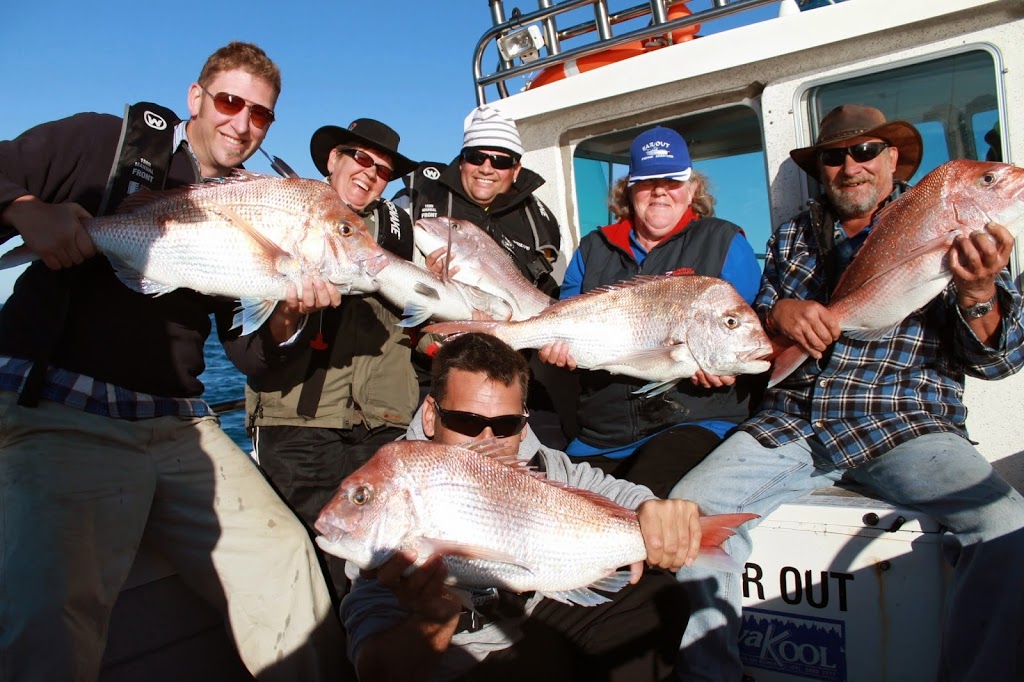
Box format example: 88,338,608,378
572,105,772,267
807,50,1002,183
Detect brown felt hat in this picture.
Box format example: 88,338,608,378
789,104,923,182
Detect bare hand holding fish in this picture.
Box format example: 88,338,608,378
2,196,97,269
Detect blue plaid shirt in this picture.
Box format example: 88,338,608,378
741,207,1024,468
0,356,214,419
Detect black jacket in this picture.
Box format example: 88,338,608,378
396,158,562,297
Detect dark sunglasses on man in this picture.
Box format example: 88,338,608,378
337,148,395,182
818,141,890,167
201,88,275,129
433,401,529,438
461,148,518,171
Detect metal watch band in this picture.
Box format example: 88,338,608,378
959,295,996,319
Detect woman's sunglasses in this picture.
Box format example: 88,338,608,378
202,88,275,129
818,141,890,167
461,149,517,170
433,402,529,438
338,148,395,182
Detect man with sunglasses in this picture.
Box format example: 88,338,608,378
395,105,562,298
0,42,345,680
669,104,1024,681
341,332,703,681
247,118,420,604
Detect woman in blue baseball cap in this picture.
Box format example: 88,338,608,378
539,126,763,496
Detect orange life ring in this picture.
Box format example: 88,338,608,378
526,2,699,90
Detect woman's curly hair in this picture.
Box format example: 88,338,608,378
608,171,716,221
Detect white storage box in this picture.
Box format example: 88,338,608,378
739,486,948,682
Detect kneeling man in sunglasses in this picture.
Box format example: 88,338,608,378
341,332,699,681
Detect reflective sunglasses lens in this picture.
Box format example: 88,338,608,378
211,92,246,116
248,105,275,129
440,411,488,437
848,142,887,162
463,149,515,170
489,415,528,438
349,150,393,182
819,142,888,167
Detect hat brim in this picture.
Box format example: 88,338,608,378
310,125,418,179
789,120,923,182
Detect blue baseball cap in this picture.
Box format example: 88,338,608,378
627,126,693,185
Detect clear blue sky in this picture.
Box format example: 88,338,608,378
1,0,778,301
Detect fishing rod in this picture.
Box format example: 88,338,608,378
258,147,300,179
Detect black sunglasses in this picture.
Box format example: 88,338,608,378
339,148,395,182
202,88,275,129
461,149,518,170
818,141,890,167
433,402,529,438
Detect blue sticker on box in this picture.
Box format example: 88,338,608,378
740,608,846,680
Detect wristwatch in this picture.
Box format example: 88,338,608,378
959,295,996,319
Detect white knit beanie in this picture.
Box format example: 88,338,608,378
462,105,524,158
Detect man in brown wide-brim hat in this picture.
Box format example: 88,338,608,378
789,103,923,183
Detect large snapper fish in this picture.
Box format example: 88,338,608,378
414,217,555,320
373,253,514,326
0,172,388,335
770,160,1024,386
314,440,756,606
424,275,772,393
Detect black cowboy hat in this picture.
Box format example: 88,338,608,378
790,104,923,182
310,118,418,179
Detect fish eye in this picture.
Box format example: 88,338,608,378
350,485,372,506
724,316,740,329
980,172,997,185
339,223,354,236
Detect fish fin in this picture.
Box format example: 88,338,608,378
105,255,178,296
698,513,759,547
767,343,810,388
0,244,39,269
591,346,687,373
398,303,433,328
463,439,534,471
633,379,681,397
843,325,900,342
419,537,528,569
413,282,442,300
422,320,500,336
209,204,294,262
236,298,279,335
540,586,615,607
689,513,759,574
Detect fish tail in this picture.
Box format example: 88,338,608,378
767,344,809,388
693,512,759,574
422,320,502,337
0,244,39,270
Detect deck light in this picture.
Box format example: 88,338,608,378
498,25,545,63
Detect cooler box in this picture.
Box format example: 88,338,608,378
739,486,949,682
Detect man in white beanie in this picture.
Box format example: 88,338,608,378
395,104,562,298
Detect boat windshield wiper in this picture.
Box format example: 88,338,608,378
258,147,300,179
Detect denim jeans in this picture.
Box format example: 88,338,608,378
669,430,1024,682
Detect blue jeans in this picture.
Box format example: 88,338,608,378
669,431,1024,682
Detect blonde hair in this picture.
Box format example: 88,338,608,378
609,171,716,221
198,42,281,97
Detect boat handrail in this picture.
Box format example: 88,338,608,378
473,0,787,104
